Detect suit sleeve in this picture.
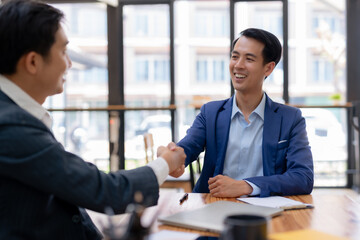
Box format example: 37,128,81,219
0,122,159,214
177,104,207,166
245,108,314,197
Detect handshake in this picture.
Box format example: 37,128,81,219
157,142,186,178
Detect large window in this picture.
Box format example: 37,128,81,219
288,0,347,186
46,3,109,170
123,4,170,107
288,0,346,105
122,4,171,168
234,1,284,101
175,1,231,145
44,0,350,188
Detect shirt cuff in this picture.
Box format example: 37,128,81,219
147,157,169,186
244,180,261,196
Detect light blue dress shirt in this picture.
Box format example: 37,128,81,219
222,93,266,196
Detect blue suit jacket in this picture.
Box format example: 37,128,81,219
178,94,314,197
0,90,159,240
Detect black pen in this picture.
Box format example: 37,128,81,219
179,193,188,204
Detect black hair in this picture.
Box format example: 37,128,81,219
232,28,282,66
0,0,64,74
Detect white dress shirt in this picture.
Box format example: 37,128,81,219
223,93,266,196
0,74,169,185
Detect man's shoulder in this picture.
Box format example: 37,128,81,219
0,92,40,126
202,97,232,111
0,92,20,116
267,98,300,115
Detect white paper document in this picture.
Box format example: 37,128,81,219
237,196,314,210
148,230,199,240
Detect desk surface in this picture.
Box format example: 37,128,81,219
151,189,360,240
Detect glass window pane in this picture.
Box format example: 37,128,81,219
301,108,348,186
175,1,230,143
135,59,149,82
125,111,172,169
46,3,109,170
288,0,346,105
50,111,109,172
123,5,170,107
196,60,208,82
47,3,108,108
234,1,284,102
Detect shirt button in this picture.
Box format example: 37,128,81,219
72,215,81,223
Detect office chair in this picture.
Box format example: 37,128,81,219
188,157,202,190
143,133,154,164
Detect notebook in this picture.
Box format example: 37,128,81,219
158,200,283,233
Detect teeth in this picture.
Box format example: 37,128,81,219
235,73,246,78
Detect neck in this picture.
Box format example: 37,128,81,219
4,73,46,105
235,91,264,117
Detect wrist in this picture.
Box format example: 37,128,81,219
241,180,253,195
161,151,174,172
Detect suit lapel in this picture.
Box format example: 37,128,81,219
263,95,281,176
214,97,233,175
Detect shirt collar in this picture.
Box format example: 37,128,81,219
231,92,266,121
0,74,52,129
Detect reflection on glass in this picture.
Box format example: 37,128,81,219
125,111,172,169
301,108,347,186
123,5,170,107
46,3,109,170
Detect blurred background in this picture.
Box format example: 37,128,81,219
40,0,357,189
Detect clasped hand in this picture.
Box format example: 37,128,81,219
157,142,186,178
208,175,253,198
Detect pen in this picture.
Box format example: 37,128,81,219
179,193,188,204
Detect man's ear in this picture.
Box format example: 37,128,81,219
23,51,41,75
264,61,276,78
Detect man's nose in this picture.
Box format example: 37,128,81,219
67,55,72,69
234,57,245,68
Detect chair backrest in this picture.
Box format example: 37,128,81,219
143,133,154,163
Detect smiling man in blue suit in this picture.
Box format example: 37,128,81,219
178,28,313,198
0,0,186,239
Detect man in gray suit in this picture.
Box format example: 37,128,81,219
0,0,186,239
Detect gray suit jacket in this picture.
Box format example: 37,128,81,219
0,90,159,239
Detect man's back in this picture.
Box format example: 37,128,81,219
0,90,102,239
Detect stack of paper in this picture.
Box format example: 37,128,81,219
237,196,314,210
148,230,199,240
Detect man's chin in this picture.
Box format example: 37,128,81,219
50,88,64,96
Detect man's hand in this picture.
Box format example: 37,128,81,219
169,164,185,178
157,142,186,176
208,175,253,198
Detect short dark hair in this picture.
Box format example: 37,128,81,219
232,28,282,66
0,0,64,74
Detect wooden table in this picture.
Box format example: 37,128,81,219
147,189,360,240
